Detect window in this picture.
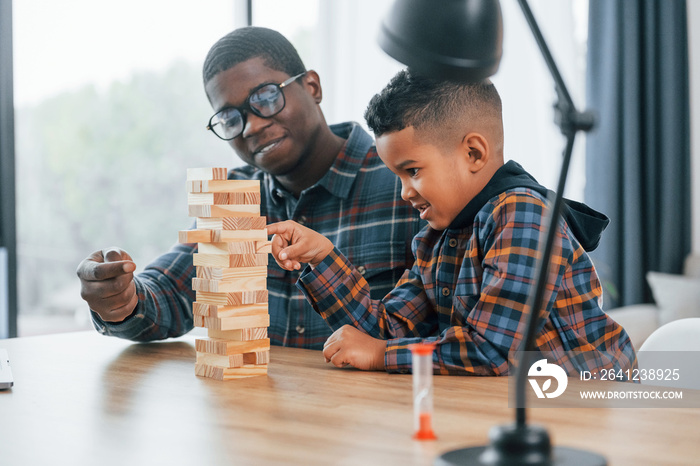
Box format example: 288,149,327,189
13,0,239,335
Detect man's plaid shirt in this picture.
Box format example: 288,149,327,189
91,123,424,347
298,164,637,375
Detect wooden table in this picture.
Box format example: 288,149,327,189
0,332,698,465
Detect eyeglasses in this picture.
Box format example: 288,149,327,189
206,72,306,141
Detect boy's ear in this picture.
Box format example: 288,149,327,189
460,132,490,173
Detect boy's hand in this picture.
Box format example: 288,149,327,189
267,220,334,271
323,325,386,371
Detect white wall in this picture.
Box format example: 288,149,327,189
689,1,700,254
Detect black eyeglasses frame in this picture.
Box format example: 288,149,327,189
206,72,307,141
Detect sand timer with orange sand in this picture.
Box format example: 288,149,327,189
409,342,437,440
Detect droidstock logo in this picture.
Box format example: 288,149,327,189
528,359,568,399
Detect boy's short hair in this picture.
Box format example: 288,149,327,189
203,27,306,85
364,69,502,141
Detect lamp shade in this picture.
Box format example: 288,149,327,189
378,0,503,82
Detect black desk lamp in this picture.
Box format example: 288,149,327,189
379,0,602,464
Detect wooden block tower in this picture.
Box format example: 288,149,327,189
179,167,271,380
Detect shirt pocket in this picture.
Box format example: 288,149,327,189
343,242,408,300
452,285,481,327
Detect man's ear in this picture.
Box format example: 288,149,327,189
303,70,323,104
460,132,490,173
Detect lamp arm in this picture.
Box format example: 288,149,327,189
517,0,595,136
514,131,576,427
513,0,595,428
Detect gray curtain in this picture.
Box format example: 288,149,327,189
585,0,691,308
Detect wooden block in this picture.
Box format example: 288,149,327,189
193,253,268,268
195,338,271,356
196,350,270,368
193,302,268,318
254,241,272,254
197,241,271,255
186,179,260,193
198,241,258,255
196,351,245,368
185,230,269,246
183,228,268,243
179,229,213,243
195,313,271,331
192,303,210,317
196,216,266,231
186,180,203,193
195,363,268,380
196,266,266,281
197,242,252,255
244,350,270,365
187,167,228,181
188,204,260,218
213,230,268,243
192,276,267,293
195,289,268,306
188,192,261,205
208,303,267,318
207,327,268,341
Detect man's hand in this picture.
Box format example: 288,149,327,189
323,325,386,371
76,247,138,322
267,220,334,271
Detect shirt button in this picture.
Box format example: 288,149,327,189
448,238,458,247
357,266,367,275
298,216,308,226
295,325,305,334
442,287,451,297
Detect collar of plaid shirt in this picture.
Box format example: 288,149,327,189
266,122,373,202
449,160,610,252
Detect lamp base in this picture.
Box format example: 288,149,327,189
434,424,606,466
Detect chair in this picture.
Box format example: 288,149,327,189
639,318,700,352
637,318,700,390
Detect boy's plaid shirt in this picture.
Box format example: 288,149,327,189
90,123,424,347
299,188,637,375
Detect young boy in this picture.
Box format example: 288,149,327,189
267,70,636,375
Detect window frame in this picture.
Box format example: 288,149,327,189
0,0,17,338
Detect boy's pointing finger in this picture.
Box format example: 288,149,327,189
266,220,297,237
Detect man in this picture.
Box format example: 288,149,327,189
76,27,423,348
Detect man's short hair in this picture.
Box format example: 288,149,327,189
203,27,306,85
364,69,502,140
